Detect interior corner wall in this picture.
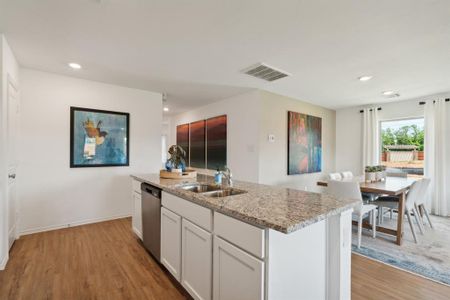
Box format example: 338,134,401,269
0,35,20,269
258,91,336,192
18,68,162,234
169,90,261,183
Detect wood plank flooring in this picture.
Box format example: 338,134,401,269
0,218,448,300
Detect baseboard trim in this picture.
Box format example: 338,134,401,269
0,254,8,271
132,226,143,240
20,214,132,236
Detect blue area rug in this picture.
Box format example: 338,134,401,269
352,245,450,285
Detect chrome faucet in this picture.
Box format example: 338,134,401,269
222,166,233,187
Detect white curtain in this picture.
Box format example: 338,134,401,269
424,99,449,216
362,108,379,172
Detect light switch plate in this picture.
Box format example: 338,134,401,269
268,134,275,143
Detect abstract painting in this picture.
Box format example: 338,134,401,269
190,120,206,168
287,111,322,174
70,107,129,167
206,115,227,170
176,123,190,165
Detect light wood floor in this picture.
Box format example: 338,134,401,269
0,218,448,300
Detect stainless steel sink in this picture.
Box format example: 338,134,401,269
178,183,247,198
179,183,222,193
201,188,247,198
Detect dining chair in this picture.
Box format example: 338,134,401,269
327,181,377,248
341,171,353,179
414,178,433,229
376,170,407,222
372,180,424,243
340,170,378,203
329,173,343,180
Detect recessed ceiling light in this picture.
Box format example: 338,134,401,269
163,107,169,112
358,75,373,81
382,91,395,96
68,63,82,69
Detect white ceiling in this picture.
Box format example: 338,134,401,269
1,0,450,115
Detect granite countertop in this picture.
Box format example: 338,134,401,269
131,173,358,234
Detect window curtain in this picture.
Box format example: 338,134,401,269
424,99,449,216
362,108,379,172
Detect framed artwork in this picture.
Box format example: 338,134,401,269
206,115,227,170
189,120,206,168
176,123,190,165
287,111,322,175
70,107,129,168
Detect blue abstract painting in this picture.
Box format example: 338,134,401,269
70,107,129,167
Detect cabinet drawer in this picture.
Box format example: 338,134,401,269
162,192,212,232
214,212,265,259
132,179,142,194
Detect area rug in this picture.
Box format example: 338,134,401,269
351,214,450,285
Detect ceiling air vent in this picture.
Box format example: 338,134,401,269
242,63,291,82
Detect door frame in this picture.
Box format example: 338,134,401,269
1,74,19,270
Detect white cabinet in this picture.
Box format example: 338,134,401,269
213,236,264,300
132,191,143,239
181,219,212,300
161,207,182,281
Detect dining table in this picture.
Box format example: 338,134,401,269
317,176,420,246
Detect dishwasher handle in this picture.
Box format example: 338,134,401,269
141,183,162,198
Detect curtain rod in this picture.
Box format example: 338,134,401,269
359,107,382,113
419,98,450,105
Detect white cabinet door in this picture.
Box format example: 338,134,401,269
181,219,212,300
213,236,264,300
161,207,182,281
132,191,142,239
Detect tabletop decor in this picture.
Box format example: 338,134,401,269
70,107,129,167
165,144,187,173
365,165,386,182
287,111,322,175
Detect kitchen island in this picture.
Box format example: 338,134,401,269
131,174,357,300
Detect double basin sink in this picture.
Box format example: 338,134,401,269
178,183,247,198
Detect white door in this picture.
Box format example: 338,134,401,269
161,207,182,281
213,236,264,300
7,80,19,249
181,218,212,300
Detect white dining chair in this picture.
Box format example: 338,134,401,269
327,181,377,248
414,178,433,229
341,171,353,179
372,180,424,243
329,173,342,180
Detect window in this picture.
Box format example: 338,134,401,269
380,118,424,177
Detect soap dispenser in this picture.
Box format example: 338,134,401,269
214,168,222,185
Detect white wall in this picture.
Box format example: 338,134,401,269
170,90,336,192
258,91,336,192
0,35,20,269
18,69,162,234
169,90,261,182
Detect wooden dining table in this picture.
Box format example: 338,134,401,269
317,176,420,246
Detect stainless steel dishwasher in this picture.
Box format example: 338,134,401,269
141,183,161,261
